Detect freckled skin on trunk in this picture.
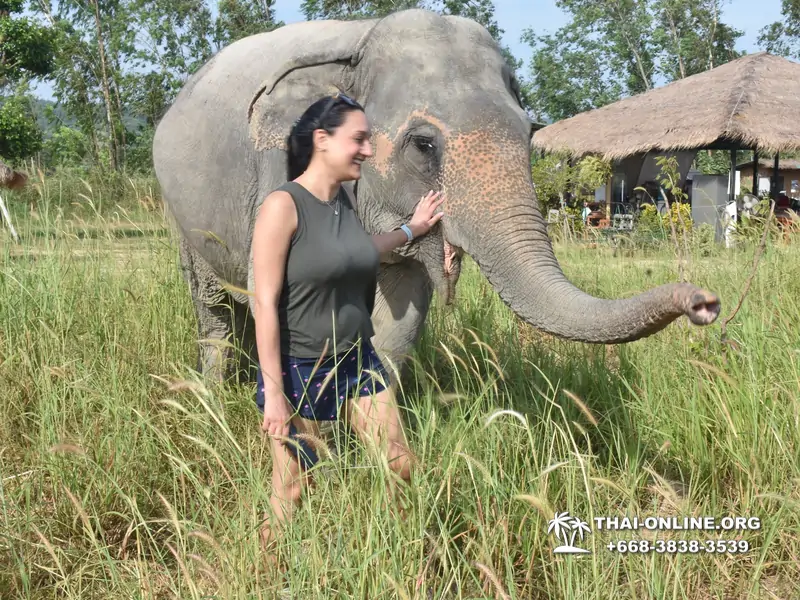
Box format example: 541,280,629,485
440,118,721,344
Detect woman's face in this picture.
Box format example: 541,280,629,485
317,109,373,181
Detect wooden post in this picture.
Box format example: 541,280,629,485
729,148,737,205
752,149,759,196
772,153,780,200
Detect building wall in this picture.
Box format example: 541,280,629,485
739,167,800,198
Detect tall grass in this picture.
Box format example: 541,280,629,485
1,178,799,598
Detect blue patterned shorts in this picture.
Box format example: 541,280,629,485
255,340,389,468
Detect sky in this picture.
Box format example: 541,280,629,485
272,0,785,71
32,0,785,101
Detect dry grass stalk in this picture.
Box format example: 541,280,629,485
720,199,776,346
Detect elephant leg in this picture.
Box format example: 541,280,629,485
178,235,238,383
370,259,434,388
230,298,260,384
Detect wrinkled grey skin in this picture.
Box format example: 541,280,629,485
153,9,721,384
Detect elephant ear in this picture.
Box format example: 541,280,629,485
246,19,379,151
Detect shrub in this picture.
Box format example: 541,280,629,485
664,201,692,236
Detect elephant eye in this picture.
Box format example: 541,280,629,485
412,136,435,153
404,130,441,177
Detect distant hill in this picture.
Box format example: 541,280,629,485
27,96,147,136
30,97,76,133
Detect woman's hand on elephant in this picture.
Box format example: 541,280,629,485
408,190,445,238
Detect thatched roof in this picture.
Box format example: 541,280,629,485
0,159,27,190
736,157,800,171
532,52,800,161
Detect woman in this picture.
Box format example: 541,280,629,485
251,93,444,549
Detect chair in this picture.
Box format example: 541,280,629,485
613,214,634,230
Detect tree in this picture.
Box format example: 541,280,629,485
649,0,743,176
522,0,654,121
0,0,57,185
128,0,217,126
523,24,623,122
44,23,104,167
523,0,742,122
653,0,742,80
215,0,281,46
531,152,611,211
34,0,266,173
694,148,732,175
0,0,56,88
89,0,122,170
758,0,800,59
0,93,43,166
33,0,137,171
301,0,426,20
557,0,657,94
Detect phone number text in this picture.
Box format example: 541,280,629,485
607,539,751,554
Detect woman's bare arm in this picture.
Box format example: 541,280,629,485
251,190,297,436
371,228,416,254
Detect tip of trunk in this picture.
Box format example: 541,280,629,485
680,286,721,327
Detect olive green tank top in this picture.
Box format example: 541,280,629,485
276,181,379,359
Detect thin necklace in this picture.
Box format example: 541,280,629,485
298,180,340,214
325,192,339,215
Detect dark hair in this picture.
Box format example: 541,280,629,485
286,93,364,180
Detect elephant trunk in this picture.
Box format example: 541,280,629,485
439,121,719,343
455,200,721,344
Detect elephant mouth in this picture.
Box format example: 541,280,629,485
442,238,463,304
444,239,460,274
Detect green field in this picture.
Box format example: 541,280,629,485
1,180,799,599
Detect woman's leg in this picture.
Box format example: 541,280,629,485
345,384,415,501
261,415,319,552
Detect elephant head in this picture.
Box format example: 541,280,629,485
246,9,720,344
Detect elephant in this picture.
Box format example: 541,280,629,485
0,159,27,190
152,8,721,385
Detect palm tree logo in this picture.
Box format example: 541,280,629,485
548,511,592,554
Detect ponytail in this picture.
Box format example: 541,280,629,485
286,124,312,181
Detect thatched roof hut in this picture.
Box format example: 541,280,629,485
531,52,800,160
